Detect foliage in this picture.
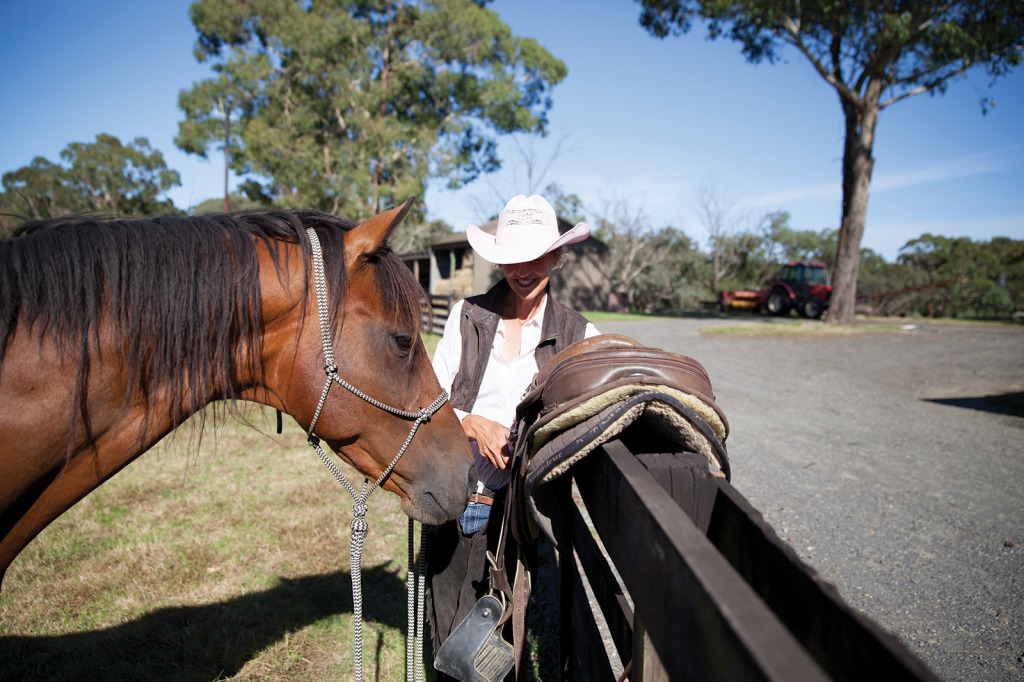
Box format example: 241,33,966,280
389,217,454,254
544,182,587,227
636,0,1024,323
191,193,266,214
177,0,567,218
0,134,181,228
893,234,1024,319
591,197,684,308
631,226,707,312
755,212,835,276
577,190,1021,320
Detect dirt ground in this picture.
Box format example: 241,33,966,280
596,316,1024,682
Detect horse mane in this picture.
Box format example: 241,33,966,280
0,208,424,440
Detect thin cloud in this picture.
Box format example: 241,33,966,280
744,182,839,209
743,143,1024,211
872,144,1023,193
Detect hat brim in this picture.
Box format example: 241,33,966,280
466,222,591,265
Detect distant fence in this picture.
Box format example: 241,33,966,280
548,439,940,681
423,294,453,336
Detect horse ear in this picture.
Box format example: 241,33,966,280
344,197,417,268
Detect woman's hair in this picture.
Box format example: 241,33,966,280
552,247,568,270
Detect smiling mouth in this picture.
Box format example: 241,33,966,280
515,277,538,288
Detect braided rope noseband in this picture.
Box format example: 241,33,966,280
304,227,447,682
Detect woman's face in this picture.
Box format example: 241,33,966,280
501,251,558,308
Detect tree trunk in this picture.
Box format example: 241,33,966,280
223,110,231,213
829,83,881,324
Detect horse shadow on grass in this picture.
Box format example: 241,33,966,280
0,565,408,681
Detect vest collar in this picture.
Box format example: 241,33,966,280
467,279,560,346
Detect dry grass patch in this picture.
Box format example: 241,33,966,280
698,320,905,337
0,393,559,681
0,406,423,680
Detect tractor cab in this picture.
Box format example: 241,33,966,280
767,262,832,318
779,262,829,287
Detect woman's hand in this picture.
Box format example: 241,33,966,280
462,414,512,470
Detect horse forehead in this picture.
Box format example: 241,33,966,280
343,266,390,320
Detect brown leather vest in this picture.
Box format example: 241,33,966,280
449,279,590,413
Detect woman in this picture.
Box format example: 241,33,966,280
427,195,600,664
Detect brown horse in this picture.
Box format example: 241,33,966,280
0,198,474,586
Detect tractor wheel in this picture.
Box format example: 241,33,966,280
766,289,791,316
801,297,825,319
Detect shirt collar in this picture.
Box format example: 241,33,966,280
524,294,548,328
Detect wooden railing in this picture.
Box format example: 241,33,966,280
423,294,453,336
548,439,940,681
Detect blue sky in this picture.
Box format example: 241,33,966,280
2,0,1021,261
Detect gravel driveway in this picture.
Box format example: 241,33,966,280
596,316,1024,682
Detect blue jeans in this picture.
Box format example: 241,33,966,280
458,501,492,536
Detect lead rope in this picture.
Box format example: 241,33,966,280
406,519,427,682
303,227,446,682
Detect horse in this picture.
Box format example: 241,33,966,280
0,197,475,587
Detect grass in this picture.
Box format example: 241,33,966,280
0,407,435,681
578,310,654,324
420,332,440,358
0,386,559,681
698,319,906,337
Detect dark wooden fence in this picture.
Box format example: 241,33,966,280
547,438,940,681
423,294,453,336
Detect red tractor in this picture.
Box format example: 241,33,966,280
718,262,832,319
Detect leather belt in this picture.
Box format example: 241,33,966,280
469,492,495,506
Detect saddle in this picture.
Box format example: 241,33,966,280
481,334,730,678
509,333,729,547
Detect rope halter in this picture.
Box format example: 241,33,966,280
303,227,448,682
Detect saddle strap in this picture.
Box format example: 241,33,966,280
484,446,537,680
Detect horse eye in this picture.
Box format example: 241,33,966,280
394,333,415,351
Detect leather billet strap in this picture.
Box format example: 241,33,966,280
483,444,537,679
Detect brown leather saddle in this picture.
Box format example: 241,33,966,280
508,333,729,547
484,334,731,677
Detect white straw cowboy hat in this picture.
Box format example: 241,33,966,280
466,195,591,265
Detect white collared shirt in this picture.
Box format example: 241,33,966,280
432,294,599,489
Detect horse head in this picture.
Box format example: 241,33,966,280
261,199,475,525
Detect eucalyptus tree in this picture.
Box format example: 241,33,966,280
637,0,1024,323
1,134,180,220
177,0,567,218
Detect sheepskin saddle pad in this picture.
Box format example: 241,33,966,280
511,334,730,546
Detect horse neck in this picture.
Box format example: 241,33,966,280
235,239,318,413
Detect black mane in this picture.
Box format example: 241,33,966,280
0,209,423,436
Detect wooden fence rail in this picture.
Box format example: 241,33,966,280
423,294,453,336
548,439,940,681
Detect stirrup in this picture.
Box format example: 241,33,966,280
434,593,515,682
